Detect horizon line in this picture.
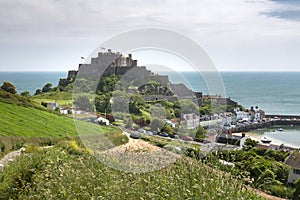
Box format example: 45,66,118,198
1,70,300,73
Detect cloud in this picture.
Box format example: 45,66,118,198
0,0,300,71
262,0,300,21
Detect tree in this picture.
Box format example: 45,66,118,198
150,118,164,132
1,81,17,94
94,94,111,113
74,78,90,93
129,94,146,115
34,89,42,95
150,105,166,119
20,91,30,97
73,96,93,112
42,82,52,93
178,99,199,114
293,178,300,200
97,75,119,94
111,90,129,113
54,107,60,112
162,124,173,134
199,105,211,115
243,138,258,150
124,117,133,128
194,126,206,140
174,108,181,118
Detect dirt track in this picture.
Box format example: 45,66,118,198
0,148,24,170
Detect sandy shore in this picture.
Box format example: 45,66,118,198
233,132,286,147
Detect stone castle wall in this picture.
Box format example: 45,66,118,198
61,50,203,106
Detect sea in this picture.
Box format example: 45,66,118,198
0,72,67,95
0,71,300,115
0,71,300,147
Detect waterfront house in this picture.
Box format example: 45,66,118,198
284,152,300,183
222,117,232,126
234,108,250,121
47,102,59,110
215,133,247,147
182,113,200,129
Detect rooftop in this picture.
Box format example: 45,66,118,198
285,151,300,169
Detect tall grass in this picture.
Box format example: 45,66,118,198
0,144,264,199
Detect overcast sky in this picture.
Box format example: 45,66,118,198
0,0,300,71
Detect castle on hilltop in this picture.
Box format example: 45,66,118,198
82,49,138,77
77,49,153,78
59,49,237,107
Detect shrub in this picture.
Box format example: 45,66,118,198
61,140,83,155
25,144,39,153
34,89,42,95
1,82,17,94
194,126,206,140
42,82,52,93
73,96,93,111
0,139,5,152
293,178,300,200
0,151,46,199
105,130,128,146
20,91,30,97
264,184,293,199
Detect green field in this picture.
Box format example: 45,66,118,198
31,91,73,107
31,91,97,108
0,102,76,137
0,102,125,152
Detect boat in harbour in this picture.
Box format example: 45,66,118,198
277,128,283,132
261,137,272,144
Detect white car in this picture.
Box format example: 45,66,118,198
138,129,146,134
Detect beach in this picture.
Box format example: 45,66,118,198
233,131,298,149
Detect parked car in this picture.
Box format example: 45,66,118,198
203,140,212,144
146,131,153,135
159,132,169,137
130,133,140,139
152,131,158,135
193,138,203,142
138,128,146,134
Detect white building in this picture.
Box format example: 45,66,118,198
222,117,232,126
285,152,300,183
164,119,176,128
47,102,59,110
96,117,110,126
234,108,250,121
182,113,200,129
253,107,264,122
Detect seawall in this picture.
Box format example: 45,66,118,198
266,115,300,126
230,121,273,133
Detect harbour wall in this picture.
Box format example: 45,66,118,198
229,114,300,133
265,115,300,126
230,121,273,133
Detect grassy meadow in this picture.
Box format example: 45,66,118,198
0,143,264,200
0,101,125,154
31,91,73,107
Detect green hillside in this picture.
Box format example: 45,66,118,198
0,144,264,200
0,102,76,137
0,101,125,153
31,91,73,107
